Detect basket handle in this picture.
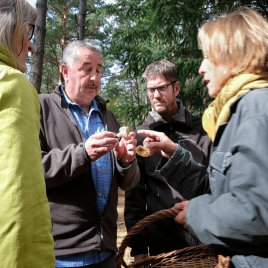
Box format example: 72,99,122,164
116,207,180,268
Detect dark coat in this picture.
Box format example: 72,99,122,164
125,100,211,256
39,86,140,256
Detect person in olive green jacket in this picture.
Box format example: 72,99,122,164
0,1,54,267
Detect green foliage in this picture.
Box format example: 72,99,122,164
102,0,268,122
40,0,109,93
39,0,268,125
103,0,213,120
100,71,150,128
115,103,150,129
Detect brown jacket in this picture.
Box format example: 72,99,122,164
39,86,139,256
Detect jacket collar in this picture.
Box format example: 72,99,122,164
147,99,194,129
0,45,17,69
53,85,107,111
214,90,251,145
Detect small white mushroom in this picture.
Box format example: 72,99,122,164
116,126,130,140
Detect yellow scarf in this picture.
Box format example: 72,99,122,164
202,72,268,141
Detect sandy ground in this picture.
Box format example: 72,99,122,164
117,188,134,266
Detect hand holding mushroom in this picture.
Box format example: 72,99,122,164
137,129,177,159
114,126,137,167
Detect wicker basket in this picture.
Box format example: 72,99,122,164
116,208,230,268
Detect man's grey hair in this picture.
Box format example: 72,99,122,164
61,40,102,68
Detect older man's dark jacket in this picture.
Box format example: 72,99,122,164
39,86,139,257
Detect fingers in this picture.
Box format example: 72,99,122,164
140,131,176,158
174,202,185,210
85,131,119,161
137,129,162,139
114,131,137,164
120,132,137,145
85,130,138,163
126,131,136,139
137,130,167,146
117,132,137,151
173,201,189,228
92,131,117,141
174,201,189,211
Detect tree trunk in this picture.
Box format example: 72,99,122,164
78,0,86,40
29,0,48,93
134,77,140,107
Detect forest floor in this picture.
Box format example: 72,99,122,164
117,188,134,266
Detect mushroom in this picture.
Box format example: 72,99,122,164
136,145,150,157
116,126,130,140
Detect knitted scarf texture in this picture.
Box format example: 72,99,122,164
202,72,268,141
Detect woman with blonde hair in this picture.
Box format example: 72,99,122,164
138,7,268,267
0,1,54,267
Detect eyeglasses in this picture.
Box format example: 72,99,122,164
27,24,35,41
146,81,177,95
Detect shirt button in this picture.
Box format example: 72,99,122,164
99,193,102,197
88,128,91,131
98,168,101,172
81,111,84,114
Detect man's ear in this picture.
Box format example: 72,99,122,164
61,64,68,82
174,81,180,97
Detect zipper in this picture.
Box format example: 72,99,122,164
169,124,173,140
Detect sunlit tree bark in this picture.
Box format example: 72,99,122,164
29,0,48,93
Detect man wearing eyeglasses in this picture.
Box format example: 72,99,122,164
124,59,211,261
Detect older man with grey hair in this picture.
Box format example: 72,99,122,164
39,40,140,268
